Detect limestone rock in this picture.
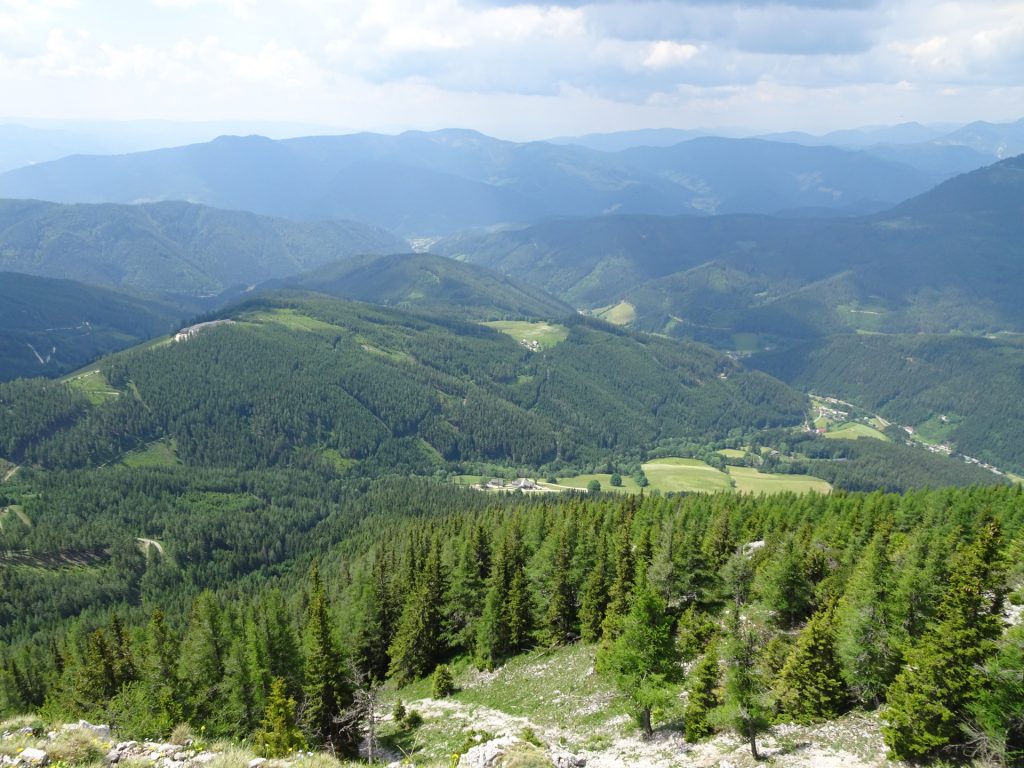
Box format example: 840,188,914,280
18,748,49,766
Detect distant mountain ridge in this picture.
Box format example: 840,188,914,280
0,129,944,234
0,272,184,380
437,153,1024,338
0,198,407,296
265,252,574,320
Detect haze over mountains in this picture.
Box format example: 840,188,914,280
0,128,959,235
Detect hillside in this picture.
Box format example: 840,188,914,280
750,333,1024,474
1,475,1020,766
0,131,941,235
0,273,186,380
440,154,1024,340
0,293,806,473
0,199,407,296
264,252,574,320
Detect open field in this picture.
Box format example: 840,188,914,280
591,301,636,326
65,369,120,405
718,448,747,458
823,422,890,441
542,458,831,496
642,457,735,493
728,466,832,494
543,473,643,494
481,320,569,349
120,440,179,468
246,307,345,333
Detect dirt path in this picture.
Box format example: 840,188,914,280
136,537,165,556
2,465,19,483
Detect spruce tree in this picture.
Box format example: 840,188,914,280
257,677,305,757
543,524,577,645
177,591,227,727
302,565,357,755
882,521,1007,761
715,609,771,759
355,552,398,682
476,521,533,668
684,640,720,742
774,603,846,724
596,576,680,737
389,540,448,683
760,537,812,629
969,622,1024,766
579,534,611,643
601,502,637,640
833,527,900,706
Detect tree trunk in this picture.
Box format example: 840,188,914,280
641,707,653,738
748,721,759,760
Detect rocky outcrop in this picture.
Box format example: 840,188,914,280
456,737,585,768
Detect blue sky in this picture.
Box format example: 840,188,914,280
0,0,1022,139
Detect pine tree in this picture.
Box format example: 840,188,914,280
774,603,846,724
596,575,680,737
445,533,487,653
882,520,1007,761
302,564,357,755
389,540,448,683
684,640,720,742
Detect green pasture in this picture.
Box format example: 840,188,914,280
482,320,569,349
727,466,832,495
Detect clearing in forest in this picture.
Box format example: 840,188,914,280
642,458,735,493
591,301,636,325
823,422,889,441
728,466,832,494
482,320,569,350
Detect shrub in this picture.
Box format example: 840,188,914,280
46,730,104,764
432,665,455,698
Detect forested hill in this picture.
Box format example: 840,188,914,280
0,273,185,381
0,199,406,296
0,294,805,474
263,252,574,320
1,474,1021,765
750,333,1024,475
437,153,1024,340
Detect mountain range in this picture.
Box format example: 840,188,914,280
0,130,949,234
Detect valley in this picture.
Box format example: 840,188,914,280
1,117,1023,768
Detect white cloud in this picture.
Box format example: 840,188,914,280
0,0,1022,137
643,40,699,69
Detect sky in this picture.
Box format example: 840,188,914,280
0,0,1022,140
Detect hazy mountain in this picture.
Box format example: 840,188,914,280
546,127,716,151
0,272,185,380
761,122,956,148
266,252,573,320
439,154,1024,338
0,119,347,173
0,130,942,234
0,198,407,296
